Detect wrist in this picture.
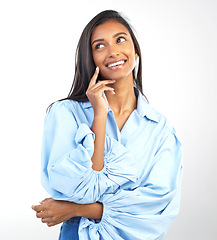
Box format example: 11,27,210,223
93,112,108,120
69,202,81,218
76,203,103,220
91,113,107,133
75,203,89,218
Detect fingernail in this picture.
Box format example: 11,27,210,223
96,66,99,71
31,205,35,210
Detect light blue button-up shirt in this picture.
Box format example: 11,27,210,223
41,88,183,240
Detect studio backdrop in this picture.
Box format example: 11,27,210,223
0,0,216,239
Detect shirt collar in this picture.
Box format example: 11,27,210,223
81,100,92,109
135,88,159,122
81,88,159,123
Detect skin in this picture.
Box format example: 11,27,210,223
32,198,103,227
32,20,138,227
91,20,138,131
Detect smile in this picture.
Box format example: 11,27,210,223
106,60,126,69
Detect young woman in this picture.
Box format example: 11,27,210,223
32,10,183,240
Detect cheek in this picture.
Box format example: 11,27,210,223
92,52,104,67
92,54,97,66
128,51,136,66
125,44,137,62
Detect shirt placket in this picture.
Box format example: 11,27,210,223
107,109,122,143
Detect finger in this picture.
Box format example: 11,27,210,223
47,222,57,227
103,87,115,95
36,211,50,219
88,67,99,88
91,85,115,96
89,79,116,91
32,204,45,212
87,80,116,96
41,217,53,224
105,88,115,94
43,218,60,227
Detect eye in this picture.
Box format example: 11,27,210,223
95,43,105,50
117,36,126,43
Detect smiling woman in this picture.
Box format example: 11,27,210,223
91,20,138,81
32,10,182,240
59,10,145,103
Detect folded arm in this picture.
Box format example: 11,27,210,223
32,198,103,227
35,124,182,239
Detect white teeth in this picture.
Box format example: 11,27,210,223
108,60,125,68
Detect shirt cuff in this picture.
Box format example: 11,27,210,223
78,201,108,237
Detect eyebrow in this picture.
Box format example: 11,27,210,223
91,32,127,46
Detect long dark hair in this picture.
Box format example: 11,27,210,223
51,10,147,107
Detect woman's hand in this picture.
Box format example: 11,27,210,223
86,67,115,116
32,198,103,227
32,198,79,227
86,67,115,171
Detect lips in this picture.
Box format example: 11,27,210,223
106,59,126,69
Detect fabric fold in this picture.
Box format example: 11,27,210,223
77,131,183,239
42,101,138,204
41,90,183,239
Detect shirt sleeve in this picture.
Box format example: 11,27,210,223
41,101,137,204
78,130,183,239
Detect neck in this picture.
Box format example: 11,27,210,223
105,76,137,114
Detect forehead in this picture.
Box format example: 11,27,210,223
91,20,130,41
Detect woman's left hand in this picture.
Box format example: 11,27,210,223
32,198,79,227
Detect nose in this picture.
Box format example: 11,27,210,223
108,44,120,57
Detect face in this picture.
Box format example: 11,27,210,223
91,20,138,81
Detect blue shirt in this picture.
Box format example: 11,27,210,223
41,88,183,240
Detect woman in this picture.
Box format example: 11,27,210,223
32,10,183,240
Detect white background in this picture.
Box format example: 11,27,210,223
0,0,217,239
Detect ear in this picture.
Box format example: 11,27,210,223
135,52,139,59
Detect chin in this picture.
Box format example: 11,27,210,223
101,71,132,81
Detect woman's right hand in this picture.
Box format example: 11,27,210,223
86,67,115,116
